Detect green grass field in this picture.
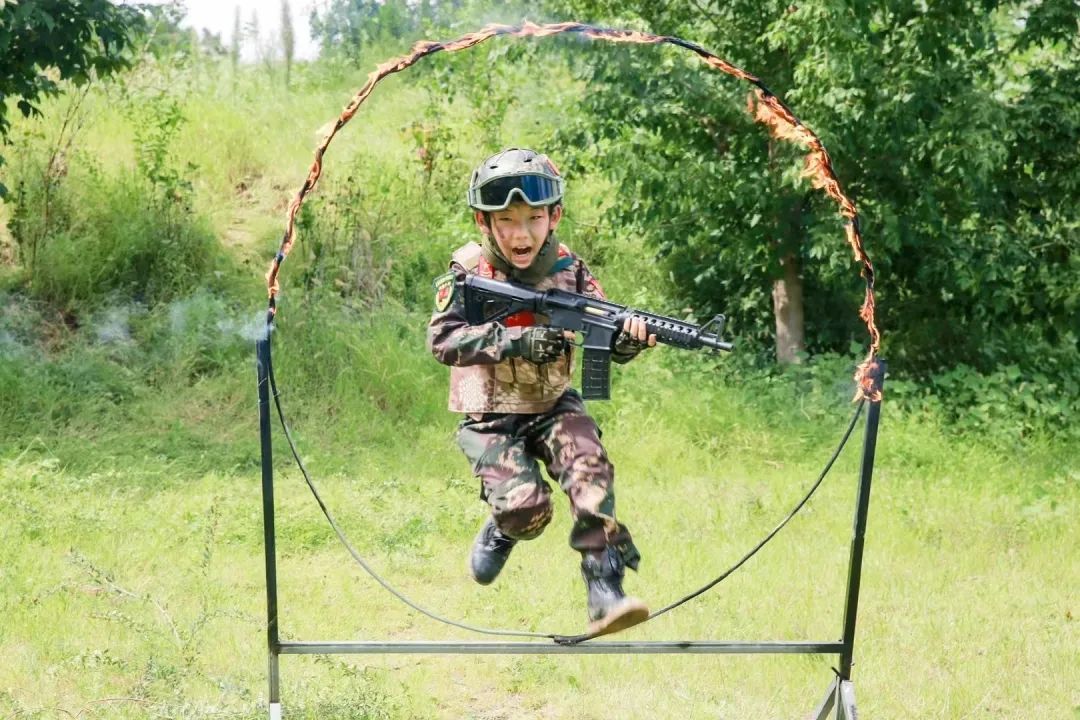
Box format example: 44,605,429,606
1,54,1077,719
2,335,1076,718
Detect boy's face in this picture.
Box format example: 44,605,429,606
475,201,562,270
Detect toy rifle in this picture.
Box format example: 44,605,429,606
461,275,732,400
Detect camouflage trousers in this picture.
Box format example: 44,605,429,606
456,389,640,570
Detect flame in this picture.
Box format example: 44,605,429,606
267,21,883,402
746,89,881,397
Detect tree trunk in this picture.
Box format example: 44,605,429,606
772,250,805,364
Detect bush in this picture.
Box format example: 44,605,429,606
294,152,470,313
0,293,136,433
890,344,1080,446
7,74,225,313
14,170,220,310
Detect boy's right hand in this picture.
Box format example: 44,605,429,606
511,326,569,364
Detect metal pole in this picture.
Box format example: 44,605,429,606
256,337,282,716
256,337,883,715
838,360,885,681
278,639,844,655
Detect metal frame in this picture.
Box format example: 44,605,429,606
256,338,883,719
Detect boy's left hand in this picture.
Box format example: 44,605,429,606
620,316,657,349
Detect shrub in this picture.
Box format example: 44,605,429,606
18,169,219,310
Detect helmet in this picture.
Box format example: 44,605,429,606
467,148,564,212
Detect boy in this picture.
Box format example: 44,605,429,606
427,148,656,636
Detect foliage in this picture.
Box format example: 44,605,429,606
0,11,1077,716
0,293,137,431
7,69,219,311
308,0,534,60
10,168,218,310
136,0,200,60
1,284,1077,716
540,0,1079,385
412,36,545,152
0,0,145,198
309,0,428,61
230,6,242,81
890,346,1080,445
123,87,194,205
2,0,1077,442
292,30,589,317
295,150,470,312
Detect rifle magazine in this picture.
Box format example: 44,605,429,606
581,348,612,401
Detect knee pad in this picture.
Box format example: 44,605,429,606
496,498,554,541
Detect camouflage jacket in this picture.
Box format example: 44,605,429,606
427,241,637,415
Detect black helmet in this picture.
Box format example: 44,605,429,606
467,148,564,211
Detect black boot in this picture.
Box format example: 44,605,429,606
580,547,649,636
469,517,518,585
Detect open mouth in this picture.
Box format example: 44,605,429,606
511,247,533,260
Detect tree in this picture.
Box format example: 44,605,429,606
281,0,296,88
198,29,227,57
309,0,422,61
541,0,1078,379
310,0,380,60
138,0,198,59
0,0,145,198
541,1,825,363
230,6,241,89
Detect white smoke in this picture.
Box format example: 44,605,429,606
94,306,133,345
169,292,271,345
217,312,272,343
0,330,27,359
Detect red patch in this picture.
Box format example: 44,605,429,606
505,312,536,327
436,284,451,304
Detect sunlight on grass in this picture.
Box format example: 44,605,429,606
2,384,1076,717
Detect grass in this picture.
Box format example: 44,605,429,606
1,50,1078,719
1,334,1076,718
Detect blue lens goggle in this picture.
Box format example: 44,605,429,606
468,174,564,211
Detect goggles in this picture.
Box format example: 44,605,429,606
468,173,564,212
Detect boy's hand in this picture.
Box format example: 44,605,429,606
511,326,569,364
615,316,657,354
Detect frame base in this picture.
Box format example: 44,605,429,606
812,677,858,720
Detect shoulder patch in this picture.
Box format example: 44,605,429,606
549,255,576,274
433,272,456,312
549,243,575,275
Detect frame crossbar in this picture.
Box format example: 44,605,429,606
256,337,883,719
278,640,845,655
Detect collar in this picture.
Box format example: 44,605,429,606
480,232,559,284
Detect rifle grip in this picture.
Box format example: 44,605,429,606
581,349,611,400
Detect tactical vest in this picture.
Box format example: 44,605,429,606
447,241,585,415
